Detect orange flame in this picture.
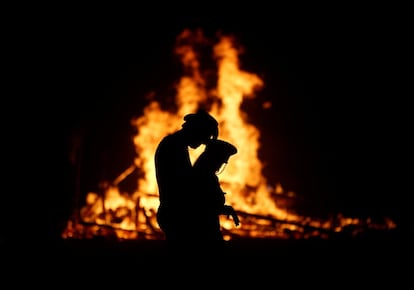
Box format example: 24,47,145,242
62,29,396,240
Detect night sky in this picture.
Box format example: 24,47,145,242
5,6,409,242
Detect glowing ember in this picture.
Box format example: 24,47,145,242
62,29,396,241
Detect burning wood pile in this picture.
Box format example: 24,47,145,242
62,29,397,242
62,187,395,241
62,166,395,241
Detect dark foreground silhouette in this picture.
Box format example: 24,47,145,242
154,109,220,253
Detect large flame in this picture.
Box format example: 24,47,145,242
62,29,396,240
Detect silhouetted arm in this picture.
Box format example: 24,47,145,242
222,205,240,226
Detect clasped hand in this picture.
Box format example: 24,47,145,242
222,205,240,226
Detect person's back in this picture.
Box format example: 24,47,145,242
155,131,193,243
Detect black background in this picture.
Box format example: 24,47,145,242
4,4,410,244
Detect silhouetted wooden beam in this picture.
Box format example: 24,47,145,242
235,211,337,235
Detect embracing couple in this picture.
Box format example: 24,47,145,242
154,109,239,257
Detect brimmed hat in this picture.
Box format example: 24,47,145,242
204,139,237,162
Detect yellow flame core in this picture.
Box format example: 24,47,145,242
62,29,396,240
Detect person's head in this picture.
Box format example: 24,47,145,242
193,139,237,174
182,109,219,149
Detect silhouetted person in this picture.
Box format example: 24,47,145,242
155,109,218,255
191,139,239,255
